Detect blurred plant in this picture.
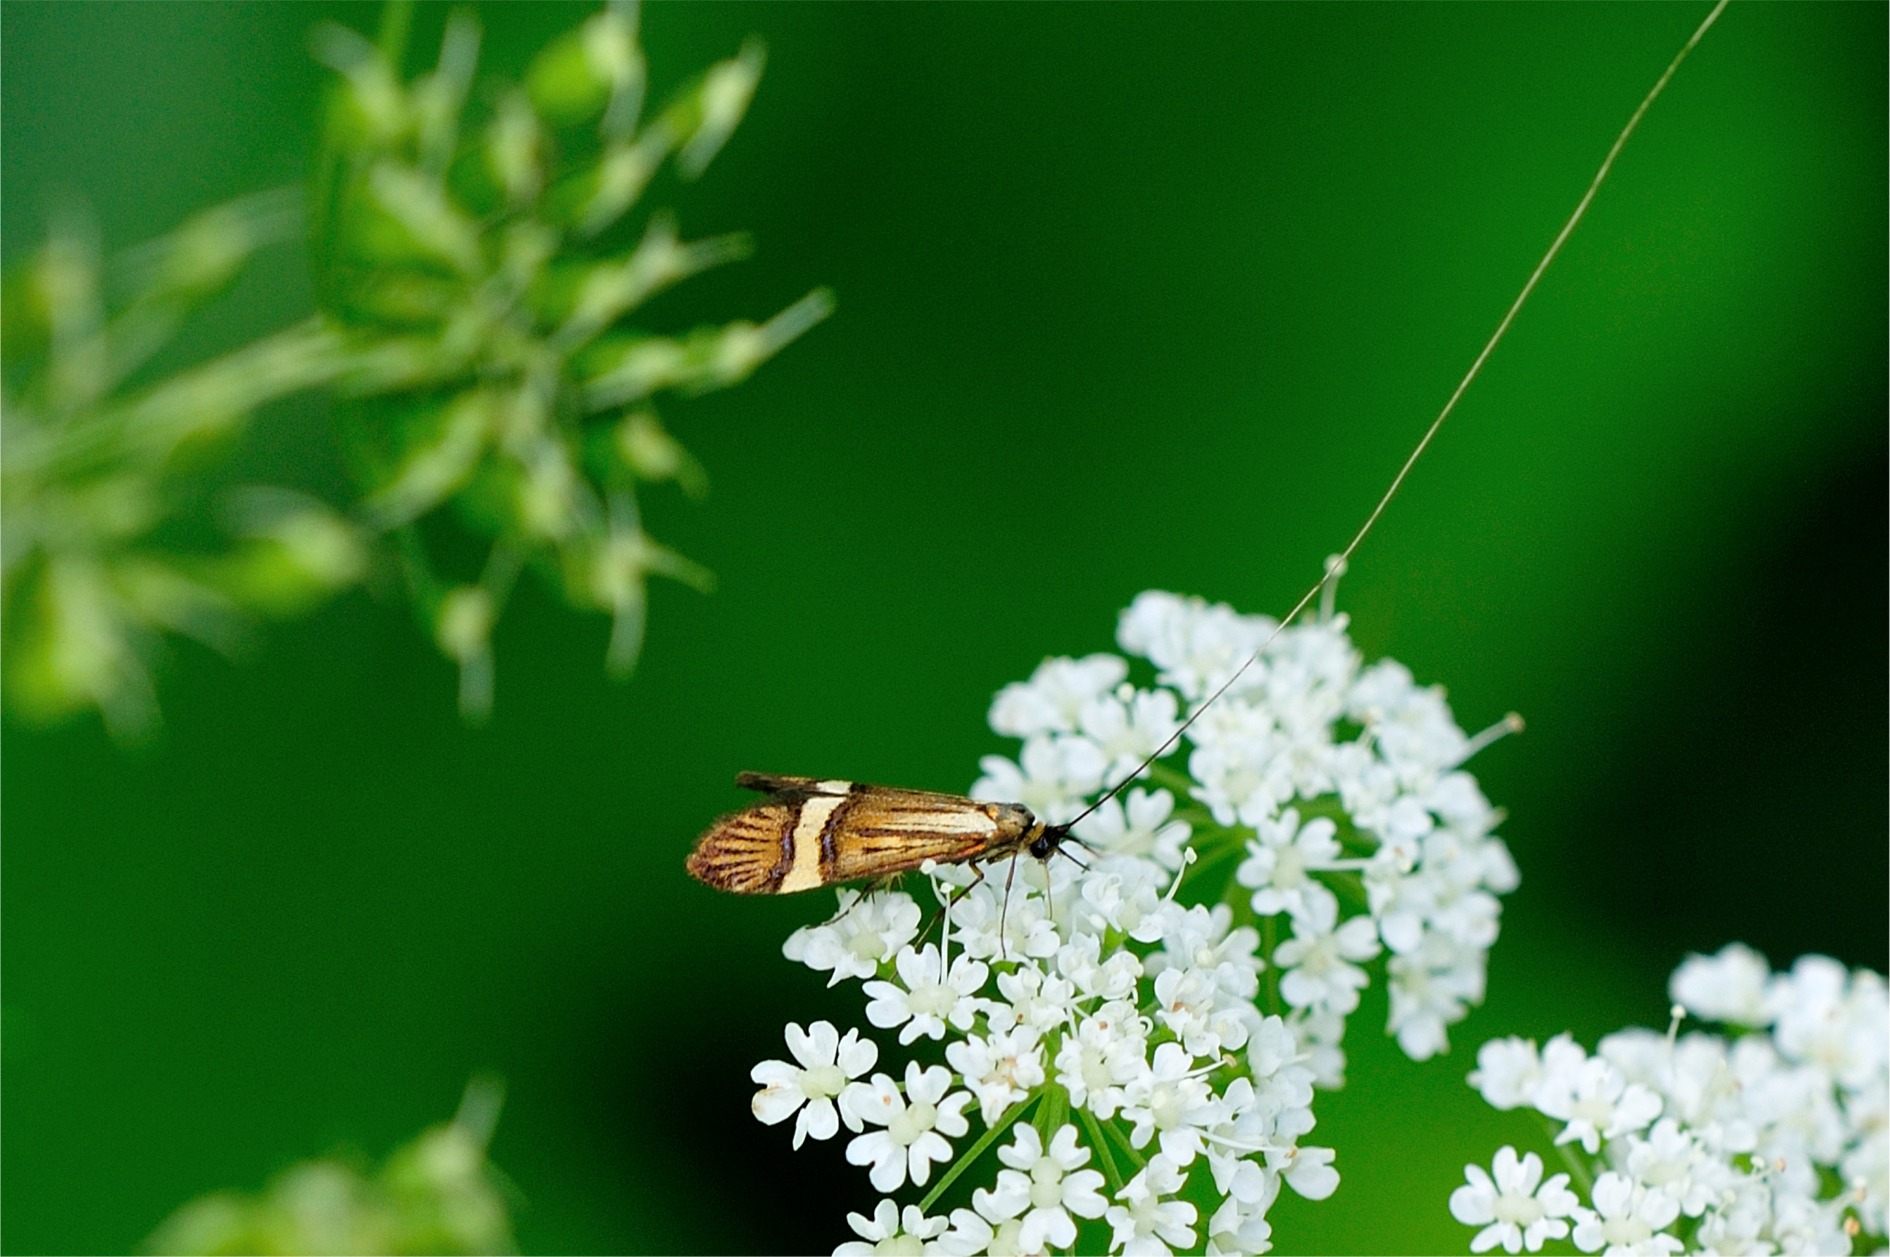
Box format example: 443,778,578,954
145,1078,514,1256
0,200,363,740
312,0,829,715
749,588,1522,1254
0,0,829,735
1452,946,1889,1256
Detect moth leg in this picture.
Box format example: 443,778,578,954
916,864,985,965
819,876,901,929
997,854,1020,963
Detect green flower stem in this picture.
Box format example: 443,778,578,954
1262,913,1281,1015
918,1088,1043,1214
1033,1083,1071,1142
25,320,347,474
375,0,414,68
1533,1111,1596,1198
1327,870,1370,912
1096,1110,1145,1174
1078,1108,1126,1195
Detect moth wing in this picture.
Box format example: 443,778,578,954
685,797,797,894
734,772,846,796
820,788,1006,884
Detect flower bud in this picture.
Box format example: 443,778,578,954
367,164,483,276
434,586,493,663
363,390,495,526
667,41,765,178
216,504,367,616
526,10,642,130
484,91,543,209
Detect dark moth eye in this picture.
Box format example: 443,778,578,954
1030,832,1056,860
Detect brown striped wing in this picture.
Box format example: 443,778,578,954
685,776,1037,895
820,788,1008,885
684,795,800,894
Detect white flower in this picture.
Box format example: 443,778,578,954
751,1020,879,1149
1449,1146,1578,1253
750,590,1525,1253
1469,1036,1544,1110
1105,1153,1197,1256
1236,808,1343,920
1386,935,1486,1061
1270,1142,1339,1201
946,877,1062,965
1206,1192,1273,1256
1570,1172,1681,1256
933,1205,1000,1257
1245,1015,1317,1117
1057,931,1144,1004
863,945,990,1044
1117,589,1270,703
1153,963,1258,1057
1122,1041,1221,1167
943,1025,1044,1126
981,960,1079,1036
1188,727,1294,830
1074,787,1191,873
844,1061,972,1193
1670,942,1772,1026
1766,954,1887,1091
970,1124,1107,1252
1054,1003,1147,1120
1459,949,1887,1257
1078,685,1182,783
1622,1119,1719,1217
1273,894,1380,1015
1072,858,1169,942
989,654,1128,739
971,733,1105,824
835,1199,948,1257
784,891,923,986
1537,1054,1662,1155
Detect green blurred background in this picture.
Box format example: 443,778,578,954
4,3,1883,1252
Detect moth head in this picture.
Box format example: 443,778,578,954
1030,824,1068,861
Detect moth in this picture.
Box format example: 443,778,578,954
686,658,1251,896
684,771,1077,896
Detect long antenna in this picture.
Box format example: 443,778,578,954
1065,0,1730,832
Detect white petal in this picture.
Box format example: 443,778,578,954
752,1084,804,1126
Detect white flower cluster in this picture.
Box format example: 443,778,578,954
985,589,1519,1080
1454,944,1890,1255
750,590,1519,1255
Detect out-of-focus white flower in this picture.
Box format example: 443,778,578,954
1448,1146,1578,1253
1274,894,1381,1016
1455,949,1889,1256
1105,1153,1197,1256
1670,942,1772,1026
1570,1172,1682,1256
1536,1052,1662,1155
